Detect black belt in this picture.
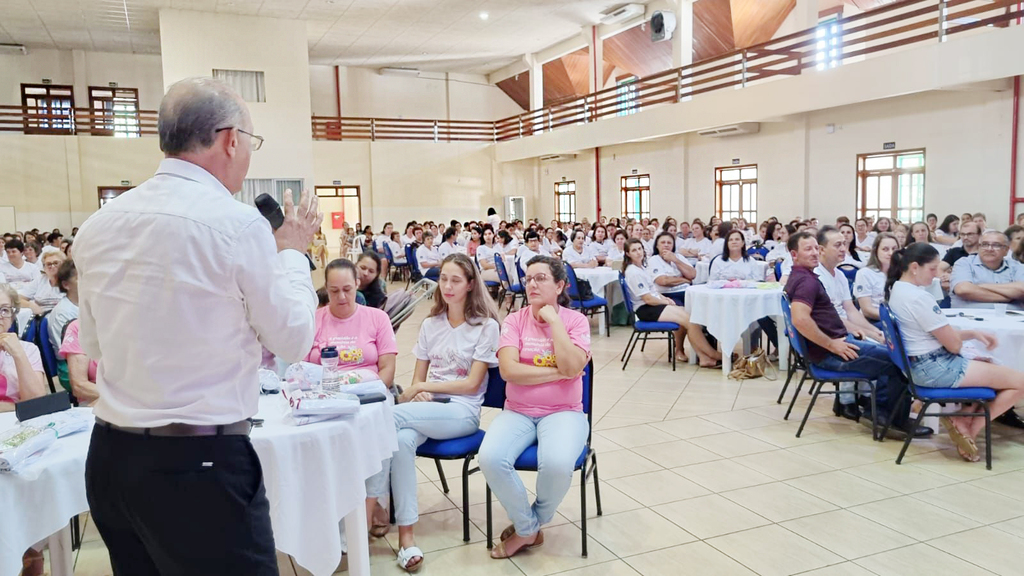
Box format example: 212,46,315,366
95,417,253,437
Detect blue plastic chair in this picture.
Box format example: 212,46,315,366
384,242,411,287
780,295,881,440
618,274,680,371
838,264,858,294
495,254,525,313
412,366,509,542
404,244,422,282
20,315,58,394
484,361,601,557
774,260,784,282
565,264,610,337
878,304,996,469
747,246,769,260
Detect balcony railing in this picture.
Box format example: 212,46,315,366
0,0,1018,143
0,106,157,137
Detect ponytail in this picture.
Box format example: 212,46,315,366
884,242,939,301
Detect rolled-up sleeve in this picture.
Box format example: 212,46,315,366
234,219,318,362
949,258,972,292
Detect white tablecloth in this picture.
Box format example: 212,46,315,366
693,260,769,285
946,308,1024,372
0,409,92,576
252,394,397,576
684,285,789,374
0,396,397,576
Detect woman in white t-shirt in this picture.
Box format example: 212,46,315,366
606,230,628,265
416,231,442,280
623,239,720,366
854,232,897,323
497,230,519,256
562,230,597,268
387,232,407,265
887,243,1024,462
708,230,763,282
476,228,500,283
678,222,711,259
854,218,875,253
839,223,865,269
365,253,500,570
648,232,694,305
437,227,459,260
933,214,960,246
374,222,394,253
588,225,612,266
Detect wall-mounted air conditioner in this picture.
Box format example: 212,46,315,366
697,123,761,137
600,4,644,25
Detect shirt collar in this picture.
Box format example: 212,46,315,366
969,254,1008,273
155,158,233,197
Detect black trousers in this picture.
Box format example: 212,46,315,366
85,424,278,576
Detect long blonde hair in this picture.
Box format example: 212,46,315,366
429,253,499,324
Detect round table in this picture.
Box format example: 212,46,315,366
684,284,789,375
0,396,397,576
946,308,1024,372
0,408,91,576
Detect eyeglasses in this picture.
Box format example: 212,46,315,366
214,127,264,151
980,242,1008,250
523,274,551,285
43,261,61,269
0,307,13,319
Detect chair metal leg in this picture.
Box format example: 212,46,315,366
670,332,676,371
895,403,928,465
604,306,610,337
983,406,992,470
591,452,602,516
796,380,822,438
777,359,798,404
623,331,642,370
435,459,450,493
880,388,908,441
462,458,472,542
621,331,636,362
641,333,649,352
868,381,879,441
485,483,494,549
580,462,588,558
784,372,809,420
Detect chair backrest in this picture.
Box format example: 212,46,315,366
484,360,595,442
406,243,420,270
618,273,637,317
22,315,39,345
494,253,512,287
564,263,581,305
774,260,783,281
514,259,526,285
878,304,917,395
838,264,858,290
779,294,811,360
36,315,59,378
383,242,395,265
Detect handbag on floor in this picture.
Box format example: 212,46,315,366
728,347,778,381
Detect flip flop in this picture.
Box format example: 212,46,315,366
397,546,424,573
490,530,544,559
940,416,979,461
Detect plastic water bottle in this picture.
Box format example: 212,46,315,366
320,346,340,392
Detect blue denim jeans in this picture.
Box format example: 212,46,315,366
478,410,589,537
815,335,908,427
365,401,480,526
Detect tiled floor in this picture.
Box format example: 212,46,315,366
67,296,1024,576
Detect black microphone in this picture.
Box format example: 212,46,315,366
255,193,284,231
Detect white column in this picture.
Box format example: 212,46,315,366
794,0,820,30
585,25,604,93
671,0,693,70
527,53,543,111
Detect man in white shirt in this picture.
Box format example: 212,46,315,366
0,238,40,289
74,77,320,575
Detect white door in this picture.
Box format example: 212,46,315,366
505,196,525,222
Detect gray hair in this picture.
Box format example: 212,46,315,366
0,283,20,316
158,77,248,155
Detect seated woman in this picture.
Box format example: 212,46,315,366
647,231,694,305
466,226,481,257
49,259,79,355
497,230,519,256
677,221,711,260
58,319,99,406
708,230,777,348
475,227,500,284
437,227,459,260
854,232,898,326
0,284,46,406
516,230,544,270
365,254,499,571
588,225,612,266
388,231,407,265
605,230,628,267
479,256,591,559
623,239,721,366
933,214,960,246
561,230,598,269
886,242,1024,462
18,250,65,315
839,223,865,268
356,252,388,309
416,231,442,280
908,221,934,246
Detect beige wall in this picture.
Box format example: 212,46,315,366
159,9,314,187
0,48,164,110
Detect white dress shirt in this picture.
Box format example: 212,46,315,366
74,158,318,427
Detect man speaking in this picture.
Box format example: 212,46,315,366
73,77,321,575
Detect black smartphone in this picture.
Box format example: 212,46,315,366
432,397,451,403
358,393,388,404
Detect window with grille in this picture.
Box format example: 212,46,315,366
616,76,639,117
315,186,362,228
89,87,140,137
21,83,75,134
816,17,842,71
621,174,650,220
716,165,758,222
554,181,576,224
857,149,925,224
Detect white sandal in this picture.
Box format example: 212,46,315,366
397,546,424,573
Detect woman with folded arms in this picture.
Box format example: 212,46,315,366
479,256,590,560
623,239,721,366
886,242,1024,462
648,231,694,305
561,230,598,269
589,225,612,266
365,254,499,572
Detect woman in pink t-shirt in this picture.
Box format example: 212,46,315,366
478,256,591,560
59,319,100,405
0,283,46,407
305,259,398,387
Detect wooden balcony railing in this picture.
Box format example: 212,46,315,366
0,106,158,137
311,116,496,142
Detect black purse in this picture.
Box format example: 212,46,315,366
576,279,595,301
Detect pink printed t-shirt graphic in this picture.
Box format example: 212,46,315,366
305,305,398,375
499,305,591,418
